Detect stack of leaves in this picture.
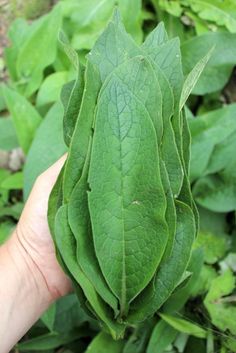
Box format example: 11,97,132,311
48,11,210,338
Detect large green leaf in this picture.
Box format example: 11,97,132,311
147,320,178,353
163,248,204,313
88,59,168,316
144,37,183,101
36,71,70,107
17,330,86,350
4,18,30,81
190,104,236,212
24,102,66,198
63,60,101,202
206,130,236,176
0,172,23,190
129,201,195,322
87,10,140,81
190,104,236,181
204,270,236,335
160,313,207,339
62,65,85,147
142,26,183,198
65,0,117,50
3,86,42,153
58,31,86,146
118,0,142,42
16,5,62,96
54,205,125,339
64,0,143,50
40,304,56,332
193,161,236,212
142,21,168,48
53,294,95,333
0,117,18,151
68,140,119,313
182,32,236,94
63,11,140,201
84,332,125,353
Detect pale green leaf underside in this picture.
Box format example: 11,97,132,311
160,313,207,339
180,46,214,110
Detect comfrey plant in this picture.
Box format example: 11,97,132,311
48,11,211,338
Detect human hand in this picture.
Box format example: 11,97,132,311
15,155,72,301
0,155,71,353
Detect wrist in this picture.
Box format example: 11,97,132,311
0,231,52,352
5,229,53,308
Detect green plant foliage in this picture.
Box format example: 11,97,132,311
183,0,236,33
84,332,125,353
193,161,236,212
61,0,143,51
122,318,156,353
17,330,88,351
190,104,236,180
147,320,178,353
6,5,62,97
40,304,56,332
204,270,236,335
194,231,229,264
190,104,236,212
0,171,23,190
23,102,67,198
191,264,217,296
179,47,213,110
182,33,236,94
2,86,42,153
36,71,71,107
47,12,208,338
160,313,207,339
163,248,204,313
0,117,18,151
1,1,236,352
157,0,236,34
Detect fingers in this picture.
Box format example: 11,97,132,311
35,153,67,195
22,154,67,223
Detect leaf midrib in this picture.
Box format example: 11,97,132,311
113,85,127,317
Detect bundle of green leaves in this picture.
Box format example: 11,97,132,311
48,11,211,338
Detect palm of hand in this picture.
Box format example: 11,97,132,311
17,157,71,300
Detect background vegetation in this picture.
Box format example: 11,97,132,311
0,0,236,352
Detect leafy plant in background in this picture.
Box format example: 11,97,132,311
155,0,236,34
0,0,236,352
190,104,236,212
